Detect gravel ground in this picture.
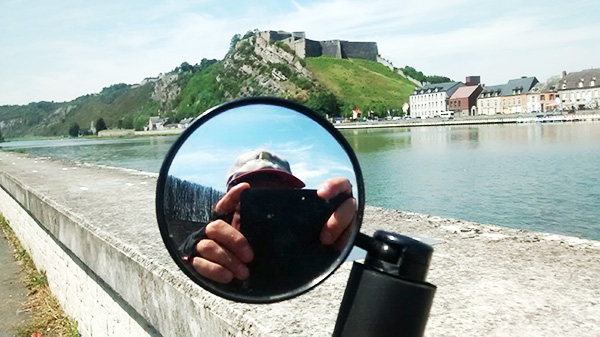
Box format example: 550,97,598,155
359,206,600,337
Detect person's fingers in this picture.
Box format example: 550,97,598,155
320,197,356,245
214,182,250,215
230,210,242,231
205,220,254,263
333,223,353,251
317,177,352,200
191,256,234,284
195,238,250,281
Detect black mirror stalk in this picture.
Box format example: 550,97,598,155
334,231,437,337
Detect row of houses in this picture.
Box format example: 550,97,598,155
145,116,194,131
409,68,600,118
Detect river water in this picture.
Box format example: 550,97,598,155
1,122,599,240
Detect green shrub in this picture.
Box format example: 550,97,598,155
274,40,295,55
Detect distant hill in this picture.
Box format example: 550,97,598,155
0,31,446,139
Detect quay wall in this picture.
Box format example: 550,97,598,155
335,113,600,129
1,151,599,336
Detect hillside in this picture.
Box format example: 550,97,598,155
0,31,428,139
306,57,416,114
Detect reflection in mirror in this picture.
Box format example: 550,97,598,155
160,102,361,301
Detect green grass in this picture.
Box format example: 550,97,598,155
305,56,416,113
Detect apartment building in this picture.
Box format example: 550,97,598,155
477,85,504,115
409,81,463,118
556,68,600,110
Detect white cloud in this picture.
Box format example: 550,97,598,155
1,0,598,105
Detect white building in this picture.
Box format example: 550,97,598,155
409,82,463,118
477,85,504,115
557,69,600,110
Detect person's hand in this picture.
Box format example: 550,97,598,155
191,183,254,284
317,177,356,250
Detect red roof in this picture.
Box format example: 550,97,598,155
449,85,480,99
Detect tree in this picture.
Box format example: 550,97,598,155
122,116,134,129
229,34,241,51
242,29,258,40
0,128,4,142
306,92,341,117
178,62,193,73
95,118,107,133
68,122,80,137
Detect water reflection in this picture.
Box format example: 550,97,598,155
345,122,600,240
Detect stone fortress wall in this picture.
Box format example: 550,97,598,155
258,30,379,62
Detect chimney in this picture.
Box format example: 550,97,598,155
466,76,480,86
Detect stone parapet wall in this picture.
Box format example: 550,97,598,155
0,152,297,336
0,187,154,336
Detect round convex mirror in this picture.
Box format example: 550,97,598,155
156,97,364,303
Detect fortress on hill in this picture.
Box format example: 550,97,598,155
258,30,379,62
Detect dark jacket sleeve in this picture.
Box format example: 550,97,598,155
178,211,234,260
179,225,207,260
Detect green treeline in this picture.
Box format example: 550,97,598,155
400,66,451,84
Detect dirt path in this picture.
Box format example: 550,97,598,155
0,232,30,336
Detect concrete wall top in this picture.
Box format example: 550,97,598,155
1,150,599,336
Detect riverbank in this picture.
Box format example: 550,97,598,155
336,111,600,129
2,111,599,142
0,151,598,336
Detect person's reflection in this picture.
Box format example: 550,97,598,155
180,149,356,284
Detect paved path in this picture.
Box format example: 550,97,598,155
0,230,30,336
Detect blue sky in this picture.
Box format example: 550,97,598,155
168,104,358,193
1,0,599,105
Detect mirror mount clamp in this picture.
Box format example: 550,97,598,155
335,232,436,337
355,231,433,282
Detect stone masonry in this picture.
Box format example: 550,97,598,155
258,30,379,62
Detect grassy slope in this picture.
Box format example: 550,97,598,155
305,57,416,113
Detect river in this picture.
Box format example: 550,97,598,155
1,121,599,240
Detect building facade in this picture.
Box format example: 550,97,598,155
409,82,463,118
501,77,538,114
556,69,600,110
448,78,483,117
477,85,504,115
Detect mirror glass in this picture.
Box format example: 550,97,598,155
156,98,364,303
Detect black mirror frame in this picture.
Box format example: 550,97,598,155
155,96,365,303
